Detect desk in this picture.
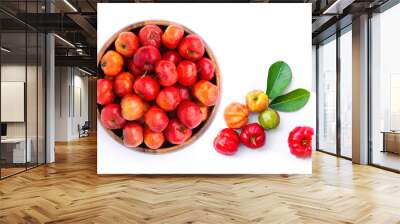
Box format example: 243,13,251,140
381,131,400,154
1,138,31,163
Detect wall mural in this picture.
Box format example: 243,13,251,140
97,3,315,174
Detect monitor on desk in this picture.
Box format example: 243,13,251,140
1,123,7,138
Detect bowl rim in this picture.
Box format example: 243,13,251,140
97,19,221,154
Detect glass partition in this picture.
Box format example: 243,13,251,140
27,31,38,169
0,1,46,179
370,3,400,171
38,32,45,165
0,30,28,177
339,28,352,158
317,36,337,155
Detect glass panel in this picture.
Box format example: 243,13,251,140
318,37,337,154
26,0,39,169
371,4,400,171
37,0,46,165
0,1,46,178
1,30,27,177
38,32,45,165
27,31,38,169
339,29,352,158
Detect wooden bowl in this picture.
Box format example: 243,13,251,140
97,20,221,154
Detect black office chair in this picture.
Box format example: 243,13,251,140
78,121,90,138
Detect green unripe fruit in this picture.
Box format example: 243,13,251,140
258,108,280,130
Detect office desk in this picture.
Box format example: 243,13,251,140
1,138,31,163
381,131,400,154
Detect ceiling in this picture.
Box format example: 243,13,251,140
0,0,393,70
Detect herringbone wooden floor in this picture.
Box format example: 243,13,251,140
1,135,400,224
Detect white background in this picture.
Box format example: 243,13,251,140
97,3,314,174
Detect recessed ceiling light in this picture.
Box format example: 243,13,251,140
1,47,11,53
323,0,354,15
77,67,93,76
54,34,75,48
63,0,78,12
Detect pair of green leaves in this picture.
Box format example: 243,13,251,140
266,61,310,112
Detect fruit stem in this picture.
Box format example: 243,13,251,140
187,49,196,56
251,136,256,145
141,70,148,78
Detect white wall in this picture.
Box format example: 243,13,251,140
1,65,26,143
1,65,39,137
54,67,89,141
1,64,46,164
55,66,69,141
72,73,89,138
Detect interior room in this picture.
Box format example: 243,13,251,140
0,25,46,178
370,3,400,171
0,0,399,223
54,66,95,142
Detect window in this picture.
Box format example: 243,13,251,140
339,28,352,158
317,36,337,155
317,25,353,159
370,3,400,171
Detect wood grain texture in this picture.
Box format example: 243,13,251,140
1,135,400,224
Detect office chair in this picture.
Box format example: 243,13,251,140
78,121,90,138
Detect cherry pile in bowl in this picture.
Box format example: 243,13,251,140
97,22,220,152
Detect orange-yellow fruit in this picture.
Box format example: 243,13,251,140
100,50,124,76
246,90,269,112
224,102,249,129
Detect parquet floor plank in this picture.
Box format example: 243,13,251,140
0,135,400,223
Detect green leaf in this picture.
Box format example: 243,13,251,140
269,88,310,112
266,61,292,99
